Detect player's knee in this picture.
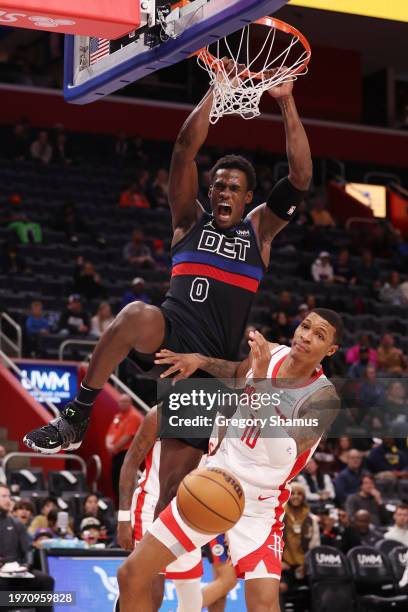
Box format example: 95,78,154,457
118,557,144,592
111,301,147,339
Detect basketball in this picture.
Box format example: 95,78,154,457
176,467,245,534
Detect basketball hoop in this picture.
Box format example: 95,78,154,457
196,17,311,124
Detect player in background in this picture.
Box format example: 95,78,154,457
116,407,236,612
24,67,312,524
117,309,342,612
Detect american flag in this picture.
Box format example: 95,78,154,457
89,37,110,65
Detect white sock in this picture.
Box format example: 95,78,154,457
174,578,203,612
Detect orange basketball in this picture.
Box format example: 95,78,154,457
176,467,245,534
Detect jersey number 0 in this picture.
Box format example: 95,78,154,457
190,277,209,302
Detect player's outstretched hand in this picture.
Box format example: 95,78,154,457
155,349,203,381
117,521,134,551
265,67,294,99
248,330,271,379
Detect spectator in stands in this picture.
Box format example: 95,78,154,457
73,257,106,301
311,251,334,283
351,509,383,546
152,239,171,269
25,300,50,357
334,449,364,505
281,483,320,585
277,290,297,317
297,458,335,505
90,302,114,338
346,333,378,367
105,394,143,502
120,277,151,311
13,499,35,529
377,333,408,375
1,240,28,275
313,440,337,474
54,200,106,247
32,528,54,549
357,364,385,409
305,293,318,310
149,168,169,209
119,182,150,209
114,131,129,158
354,249,380,289
123,229,155,268
53,132,72,166
333,436,353,472
28,497,58,536
345,474,388,526
310,198,335,227
319,507,360,553
129,136,148,164
9,121,30,161
58,294,90,336
265,311,291,344
385,380,408,424
366,437,408,478
74,494,115,541
3,194,42,244
333,248,355,284
289,303,309,334
0,484,55,611
347,346,375,380
379,270,406,305
384,504,408,546
80,517,103,547
30,130,53,165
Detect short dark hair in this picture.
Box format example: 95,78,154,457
210,155,257,191
312,308,344,345
14,499,35,513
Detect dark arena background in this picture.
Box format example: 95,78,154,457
0,1,408,611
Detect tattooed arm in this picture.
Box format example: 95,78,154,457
117,406,157,550
285,386,340,456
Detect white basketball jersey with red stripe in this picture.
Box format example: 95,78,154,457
206,344,333,526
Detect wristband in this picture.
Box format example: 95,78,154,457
266,176,308,220
117,510,131,521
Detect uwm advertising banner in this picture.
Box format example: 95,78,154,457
14,360,78,408
0,1,141,37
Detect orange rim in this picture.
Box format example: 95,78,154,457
195,16,311,81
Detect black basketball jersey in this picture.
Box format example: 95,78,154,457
161,212,265,360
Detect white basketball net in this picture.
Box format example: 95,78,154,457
197,20,310,124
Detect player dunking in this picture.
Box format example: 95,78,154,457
117,310,342,612
24,74,312,519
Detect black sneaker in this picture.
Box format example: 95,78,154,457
23,407,90,454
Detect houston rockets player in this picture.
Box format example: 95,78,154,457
24,71,312,522
117,406,236,612
117,309,342,611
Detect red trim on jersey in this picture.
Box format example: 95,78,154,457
133,448,153,541
271,353,323,389
159,504,197,553
274,449,313,530
172,262,259,293
165,560,203,580
234,527,284,578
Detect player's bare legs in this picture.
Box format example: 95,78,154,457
155,439,204,518
117,532,176,612
84,302,166,388
245,578,281,612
